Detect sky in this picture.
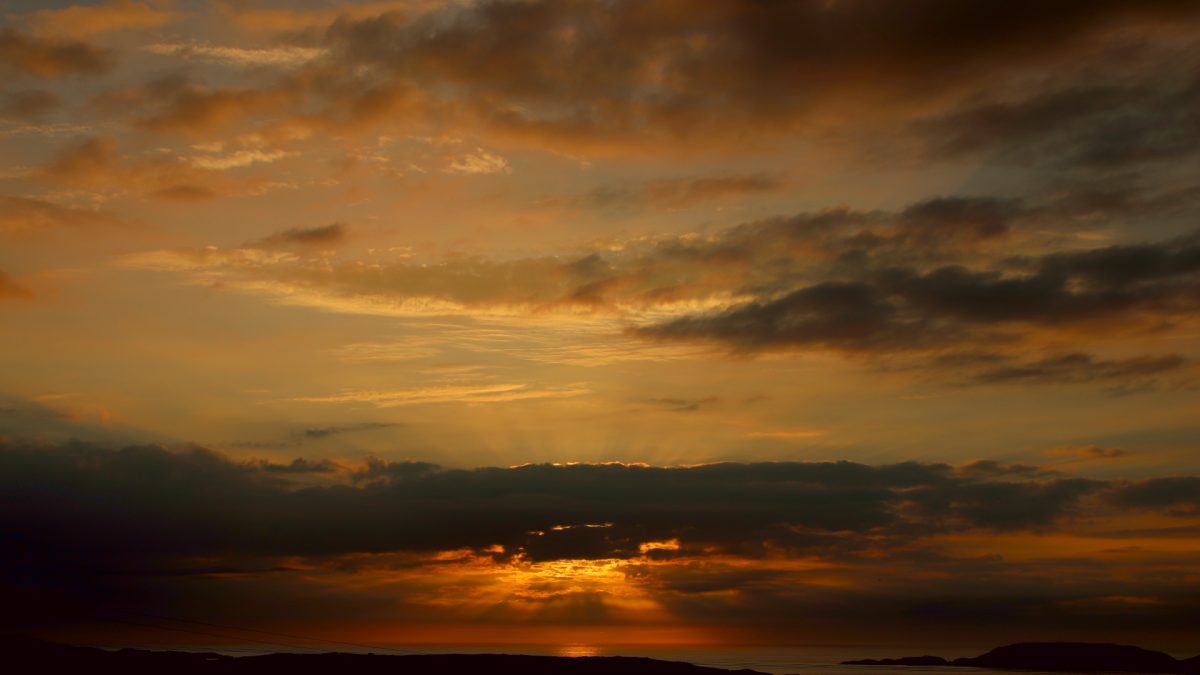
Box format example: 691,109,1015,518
2,0,1200,653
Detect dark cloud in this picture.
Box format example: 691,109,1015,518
905,477,1101,530
956,460,1051,478
252,223,349,249
76,0,1200,155
350,456,441,484
636,281,947,352
0,441,1089,562
250,457,343,474
916,69,1200,169
898,196,1020,245
300,421,397,439
973,353,1185,385
916,85,1137,160
0,442,1128,571
636,228,1200,358
0,27,113,78
1110,477,1200,515
0,88,61,119
4,441,1198,642
320,0,1200,149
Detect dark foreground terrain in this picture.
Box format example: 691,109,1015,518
845,642,1200,674
1,636,768,675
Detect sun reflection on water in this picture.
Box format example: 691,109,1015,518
556,643,600,657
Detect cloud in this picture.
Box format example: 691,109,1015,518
214,0,436,33
0,196,117,232
315,0,1200,152
0,443,1120,565
0,270,32,301
972,353,1185,385
251,223,348,249
151,184,216,202
32,134,295,200
1109,477,1200,515
748,429,828,440
120,185,1200,387
250,457,344,474
444,149,512,175
1046,444,1130,460
144,43,326,68
578,173,786,211
955,459,1050,478
134,84,295,136
635,226,1200,356
189,149,290,170
646,396,718,413
121,195,1011,318
0,89,62,120
0,28,113,78
25,1,176,39
4,441,1199,641
636,281,943,353
293,383,589,408
913,71,1200,169
61,0,1197,158
300,422,398,440
51,0,1194,185
46,135,119,181
897,196,1020,246
351,456,441,484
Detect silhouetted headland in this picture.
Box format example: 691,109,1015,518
844,642,1200,674
1,636,769,675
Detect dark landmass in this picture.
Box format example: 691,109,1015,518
0,636,768,675
845,642,1200,674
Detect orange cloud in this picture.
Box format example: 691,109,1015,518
214,0,441,33
0,270,32,301
0,196,118,232
0,27,112,78
26,1,177,39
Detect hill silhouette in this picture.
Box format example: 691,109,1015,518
0,636,769,675
845,642,1200,673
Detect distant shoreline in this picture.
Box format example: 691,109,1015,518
2,635,771,674
844,642,1200,674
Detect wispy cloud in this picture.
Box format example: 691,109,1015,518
748,429,829,439
145,43,327,68
444,149,512,175
293,383,589,408
191,149,291,170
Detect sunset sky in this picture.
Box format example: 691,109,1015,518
2,0,1200,653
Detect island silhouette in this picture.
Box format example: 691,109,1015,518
844,642,1200,674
